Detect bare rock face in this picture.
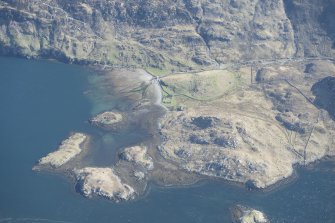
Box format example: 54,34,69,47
74,167,136,202
119,146,154,170
231,205,269,223
1,0,333,72
35,133,88,169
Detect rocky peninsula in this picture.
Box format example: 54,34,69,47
157,60,335,189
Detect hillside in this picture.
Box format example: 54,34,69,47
0,0,334,74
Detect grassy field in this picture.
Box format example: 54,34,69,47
160,69,246,109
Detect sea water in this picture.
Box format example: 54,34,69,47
0,56,334,223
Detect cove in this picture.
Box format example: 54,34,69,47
0,56,334,223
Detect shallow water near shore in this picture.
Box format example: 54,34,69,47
0,56,335,223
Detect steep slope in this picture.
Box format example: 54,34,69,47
0,0,333,73
312,76,335,120
283,0,335,57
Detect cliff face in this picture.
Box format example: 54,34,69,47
0,0,334,72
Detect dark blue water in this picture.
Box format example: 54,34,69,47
0,57,334,223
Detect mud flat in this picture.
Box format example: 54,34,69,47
102,69,166,110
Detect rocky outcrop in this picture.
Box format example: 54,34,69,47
159,109,297,188
35,133,88,169
1,0,332,73
231,205,269,223
74,167,136,202
89,111,123,130
119,146,154,170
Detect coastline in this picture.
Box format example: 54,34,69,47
28,61,335,201
102,68,167,110
3,56,335,223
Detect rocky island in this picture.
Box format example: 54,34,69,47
34,132,89,169
74,167,135,202
231,205,269,223
89,111,123,130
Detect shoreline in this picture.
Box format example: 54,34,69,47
2,54,335,223
27,58,335,201
148,155,335,197
98,66,334,192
